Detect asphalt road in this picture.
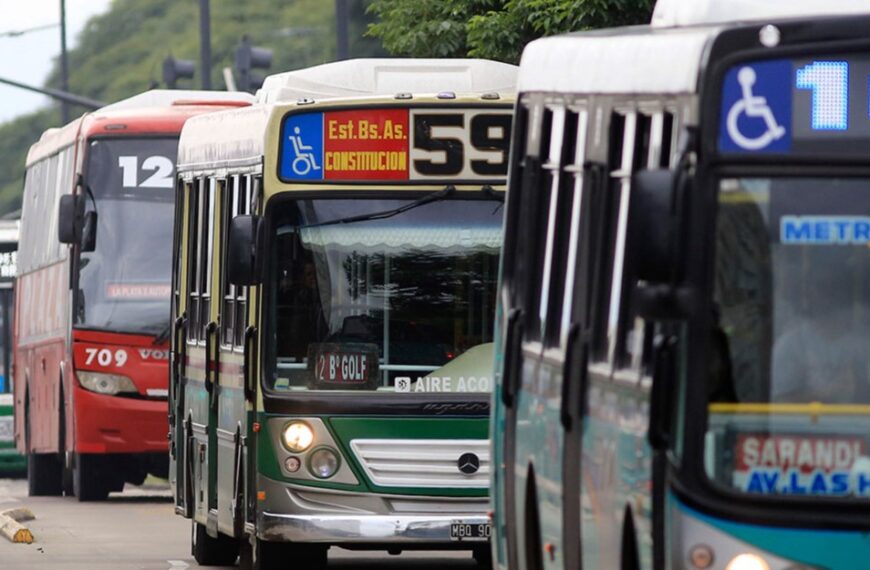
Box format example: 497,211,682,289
0,478,482,570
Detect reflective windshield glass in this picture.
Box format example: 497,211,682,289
76,138,177,336
269,196,502,394
708,177,870,498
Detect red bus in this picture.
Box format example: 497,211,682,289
13,91,252,500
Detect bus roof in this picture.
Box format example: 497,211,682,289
176,103,271,174
652,0,870,28
257,58,517,104
517,26,717,96
26,90,254,167
519,2,870,97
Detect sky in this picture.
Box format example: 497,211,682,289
0,0,112,123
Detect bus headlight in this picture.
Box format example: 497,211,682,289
77,371,138,395
725,554,770,570
281,421,314,453
308,447,340,479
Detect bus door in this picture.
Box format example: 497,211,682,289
184,176,218,525
214,174,254,537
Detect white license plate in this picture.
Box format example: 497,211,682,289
449,522,491,541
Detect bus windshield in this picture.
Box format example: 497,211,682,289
75,138,177,337
708,177,870,499
268,195,502,395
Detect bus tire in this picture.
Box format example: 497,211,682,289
73,453,110,501
523,467,544,570
473,545,493,567
249,539,327,570
192,521,239,566
25,403,63,497
620,505,640,570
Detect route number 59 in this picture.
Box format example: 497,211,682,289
84,348,128,367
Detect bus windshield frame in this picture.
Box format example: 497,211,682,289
262,189,504,403
73,135,178,338
699,167,870,510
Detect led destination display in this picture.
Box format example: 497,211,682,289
719,54,870,156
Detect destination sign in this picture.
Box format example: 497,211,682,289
278,107,512,182
719,54,870,156
734,433,870,496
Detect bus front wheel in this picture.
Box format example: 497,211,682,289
241,538,327,570
73,453,110,501
191,521,239,566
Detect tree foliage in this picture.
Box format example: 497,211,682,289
0,0,385,217
368,0,654,63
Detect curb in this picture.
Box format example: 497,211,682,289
0,507,35,544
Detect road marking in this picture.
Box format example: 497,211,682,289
167,560,189,568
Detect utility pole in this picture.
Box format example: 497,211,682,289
60,0,70,122
199,0,212,89
336,0,349,60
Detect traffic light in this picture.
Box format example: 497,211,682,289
234,36,272,93
162,56,195,89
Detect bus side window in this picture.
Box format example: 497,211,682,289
501,99,552,335
219,174,253,348
187,177,214,343
540,106,581,347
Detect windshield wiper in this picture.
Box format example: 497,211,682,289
300,185,458,230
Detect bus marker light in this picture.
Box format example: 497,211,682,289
689,544,714,568
544,543,556,562
284,456,301,473
725,554,770,570
759,25,781,48
252,422,261,433
257,491,266,501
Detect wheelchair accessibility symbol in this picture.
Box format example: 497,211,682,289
288,126,321,176
727,67,786,150
719,60,792,153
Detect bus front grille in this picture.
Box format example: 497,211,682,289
349,439,490,488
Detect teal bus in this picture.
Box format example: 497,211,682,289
0,219,21,474
170,59,516,568
491,2,870,570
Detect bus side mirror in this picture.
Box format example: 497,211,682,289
81,211,98,253
628,168,694,320
227,215,263,286
58,194,84,244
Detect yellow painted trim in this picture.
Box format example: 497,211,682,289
709,402,870,415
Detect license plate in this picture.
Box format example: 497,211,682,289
449,522,491,541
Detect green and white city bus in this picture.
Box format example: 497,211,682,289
0,219,21,475
170,59,516,568
491,2,870,570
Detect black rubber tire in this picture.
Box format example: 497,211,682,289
25,411,62,497
73,453,111,501
473,545,493,568
27,452,63,496
192,521,240,566
248,539,327,570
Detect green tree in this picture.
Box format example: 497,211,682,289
367,0,654,63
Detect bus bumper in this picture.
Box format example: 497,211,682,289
256,476,489,547
258,511,491,545
74,386,168,454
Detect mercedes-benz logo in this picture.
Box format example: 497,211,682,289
457,452,480,475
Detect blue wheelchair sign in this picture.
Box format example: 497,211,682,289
719,60,792,153
280,113,325,180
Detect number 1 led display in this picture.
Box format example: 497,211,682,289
719,54,870,156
